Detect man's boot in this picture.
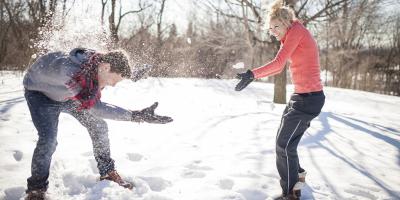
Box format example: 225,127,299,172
100,170,134,189
25,188,46,200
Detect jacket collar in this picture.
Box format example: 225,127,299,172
281,20,302,43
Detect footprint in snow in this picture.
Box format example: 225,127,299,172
3,186,25,200
181,160,213,178
236,189,267,200
138,176,172,192
185,160,213,170
13,150,23,161
181,169,206,178
218,178,235,190
184,163,213,171
127,153,144,162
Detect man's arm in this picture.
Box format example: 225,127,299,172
89,101,132,121
89,101,173,124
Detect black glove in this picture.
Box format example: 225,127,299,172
131,102,173,124
235,70,254,91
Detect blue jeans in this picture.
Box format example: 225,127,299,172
25,90,115,192
275,91,325,195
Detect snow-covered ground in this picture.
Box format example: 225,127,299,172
0,71,399,200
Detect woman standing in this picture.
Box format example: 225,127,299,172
235,1,325,199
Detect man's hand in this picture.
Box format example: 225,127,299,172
131,102,173,124
235,70,254,91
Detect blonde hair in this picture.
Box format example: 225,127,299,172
267,0,297,27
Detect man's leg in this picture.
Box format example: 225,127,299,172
64,102,132,189
64,105,114,176
25,90,61,192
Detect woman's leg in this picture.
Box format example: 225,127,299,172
275,108,312,195
275,94,324,195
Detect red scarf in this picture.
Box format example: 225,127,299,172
69,52,102,110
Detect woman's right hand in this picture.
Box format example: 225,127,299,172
235,70,254,91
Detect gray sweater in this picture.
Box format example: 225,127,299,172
23,48,132,121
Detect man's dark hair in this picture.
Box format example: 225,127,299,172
99,50,131,78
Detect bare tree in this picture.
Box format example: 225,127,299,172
2,0,25,47
0,0,9,64
324,0,384,90
156,0,167,46
101,0,107,25
108,0,149,43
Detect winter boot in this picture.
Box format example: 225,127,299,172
298,170,307,183
273,190,301,200
100,170,134,189
25,189,46,200
273,182,304,200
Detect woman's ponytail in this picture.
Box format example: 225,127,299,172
267,0,297,25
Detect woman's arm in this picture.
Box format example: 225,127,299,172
252,24,305,79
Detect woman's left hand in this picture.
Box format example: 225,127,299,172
235,70,254,91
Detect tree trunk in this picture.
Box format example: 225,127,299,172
109,0,118,43
157,0,166,47
274,67,287,104
271,0,294,104
101,0,107,25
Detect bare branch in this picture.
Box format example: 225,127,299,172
219,11,258,23
206,0,258,23
296,0,308,17
241,0,262,23
157,0,167,44
63,0,75,19
101,0,108,25
116,0,150,34
304,0,350,25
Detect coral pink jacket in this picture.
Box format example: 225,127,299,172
252,21,323,93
